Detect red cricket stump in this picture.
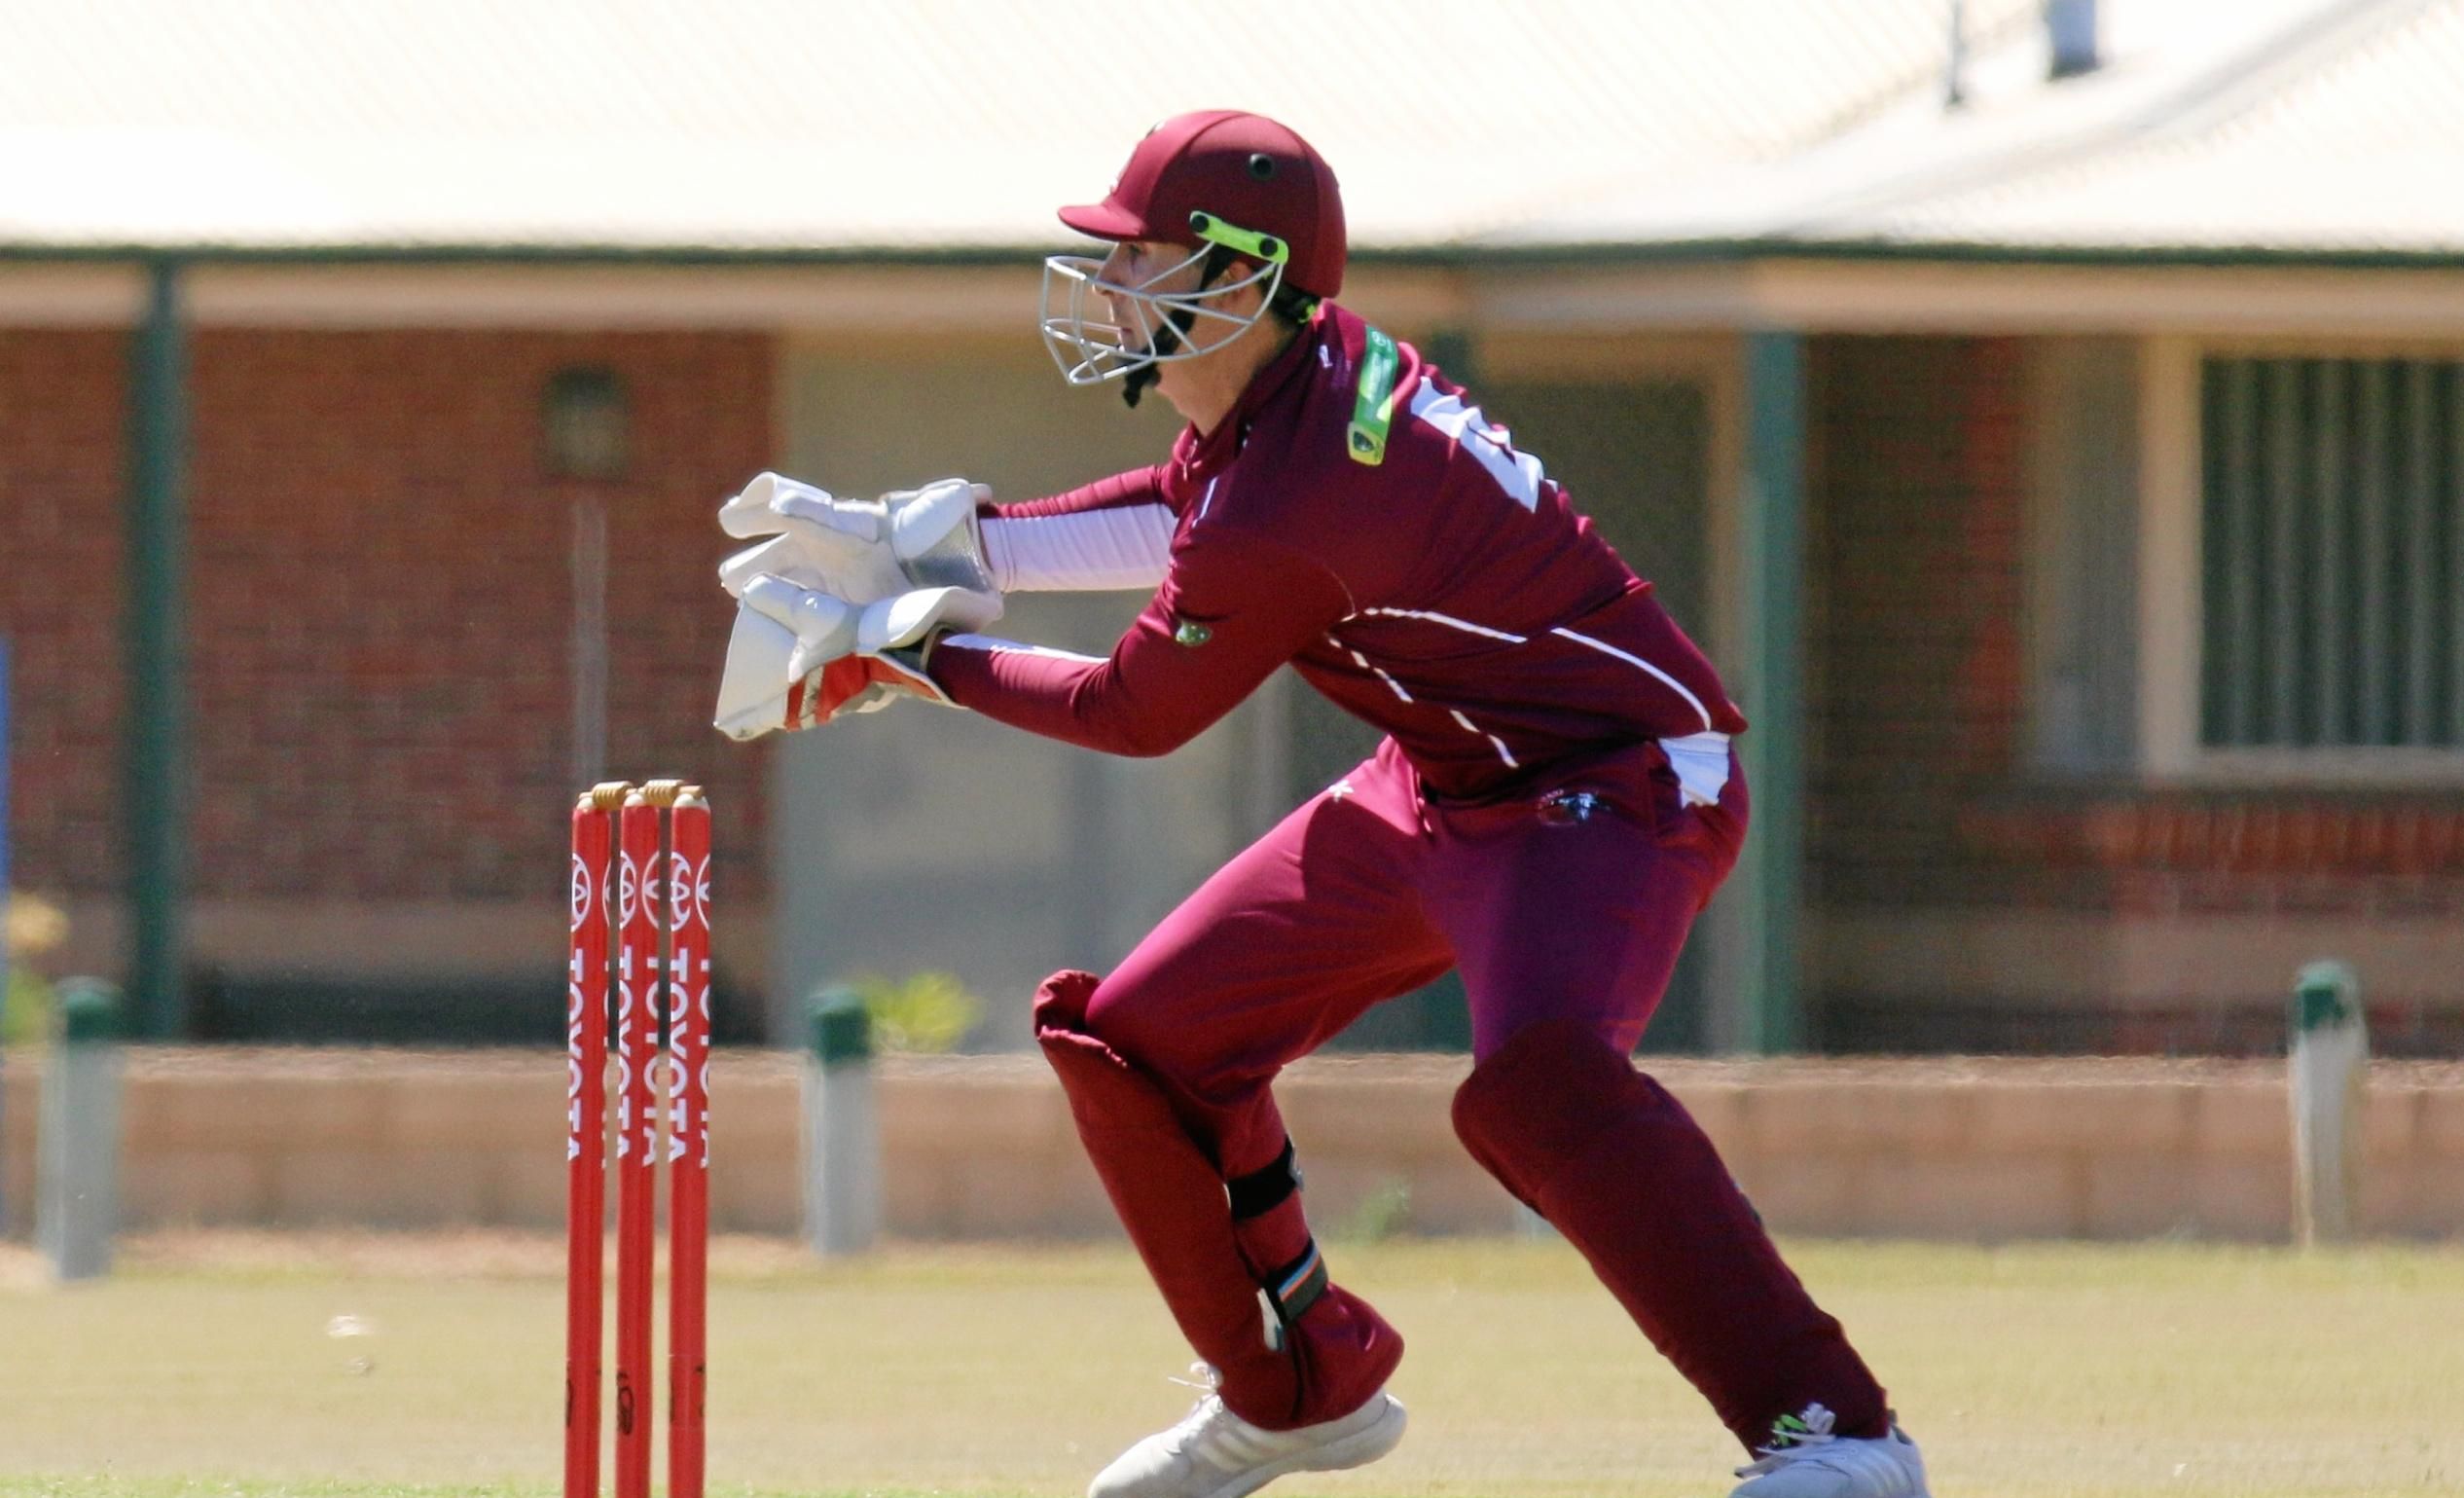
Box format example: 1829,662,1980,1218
563,786,620,1498
614,791,663,1498
666,788,712,1498
564,779,711,1498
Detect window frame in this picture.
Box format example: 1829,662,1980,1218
2138,334,2464,786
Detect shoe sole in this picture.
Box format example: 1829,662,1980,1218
1192,1394,1408,1498
1728,1440,1930,1498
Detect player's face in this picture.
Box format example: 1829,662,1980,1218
1097,239,1209,351
1036,233,1279,418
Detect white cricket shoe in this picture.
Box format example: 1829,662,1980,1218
1729,1404,1930,1497
1088,1366,1407,1498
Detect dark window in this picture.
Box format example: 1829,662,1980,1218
2200,356,2464,749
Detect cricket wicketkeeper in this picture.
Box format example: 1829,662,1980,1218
713,109,1930,1498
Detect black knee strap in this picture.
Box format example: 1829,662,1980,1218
1224,1137,1303,1221
1229,1140,1324,1353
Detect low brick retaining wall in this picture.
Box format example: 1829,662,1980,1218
2,1050,2458,1242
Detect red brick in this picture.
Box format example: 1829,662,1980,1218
0,331,128,896
0,329,779,907
1810,336,2026,894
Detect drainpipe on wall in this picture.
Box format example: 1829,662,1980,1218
126,258,189,1041
1726,331,1808,1055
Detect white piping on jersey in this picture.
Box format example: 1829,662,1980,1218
1354,607,1529,643
1549,626,1715,732
1659,730,1731,808
1197,476,1220,523
939,634,1107,667
1449,710,1521,770
1345,647,1414,704
1333,608,1718,765
982,504,1175,593
1407,384,1545,511
1323,630,1508,767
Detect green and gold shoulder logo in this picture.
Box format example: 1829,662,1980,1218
1173,618,1214,648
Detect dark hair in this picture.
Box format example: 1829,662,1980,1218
1201,243,1319,328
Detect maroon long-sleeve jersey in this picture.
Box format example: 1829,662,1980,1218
930,303,1745,804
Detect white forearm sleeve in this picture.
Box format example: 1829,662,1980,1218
982,504,1177,592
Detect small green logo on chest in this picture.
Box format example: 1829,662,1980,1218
1173,618,1214,648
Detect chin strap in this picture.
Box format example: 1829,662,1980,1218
1122,307,1192,410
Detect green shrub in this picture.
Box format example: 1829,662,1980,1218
3,892,65,1046
1340,1177,1415,1243
2,966,54,1047
850,970,983,1054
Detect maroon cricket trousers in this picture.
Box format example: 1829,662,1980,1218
1034,735,1889,1448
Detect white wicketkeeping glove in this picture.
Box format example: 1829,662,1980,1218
712,472,1004,740
715,472,1001,605
712,578,1000,741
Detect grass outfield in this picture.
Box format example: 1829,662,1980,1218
1,1232,2458,1497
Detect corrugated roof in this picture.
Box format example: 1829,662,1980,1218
1825,0,2464,255
0,0,2031,252
1542,0,2464,260
4,0,2449,263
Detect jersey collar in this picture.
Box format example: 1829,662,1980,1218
1177,307,1329,479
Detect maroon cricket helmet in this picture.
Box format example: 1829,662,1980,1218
1060,110,1348,299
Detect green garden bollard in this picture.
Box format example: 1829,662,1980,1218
801,987,880,1257
38,978,124,1282
2290,960,2367,1247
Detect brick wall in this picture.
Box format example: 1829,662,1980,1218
182,328,773,904
1808,335,2032,910
1808,336,2464,1054
0,331,129,895
1958,796,2464,922
3,326,775,1021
